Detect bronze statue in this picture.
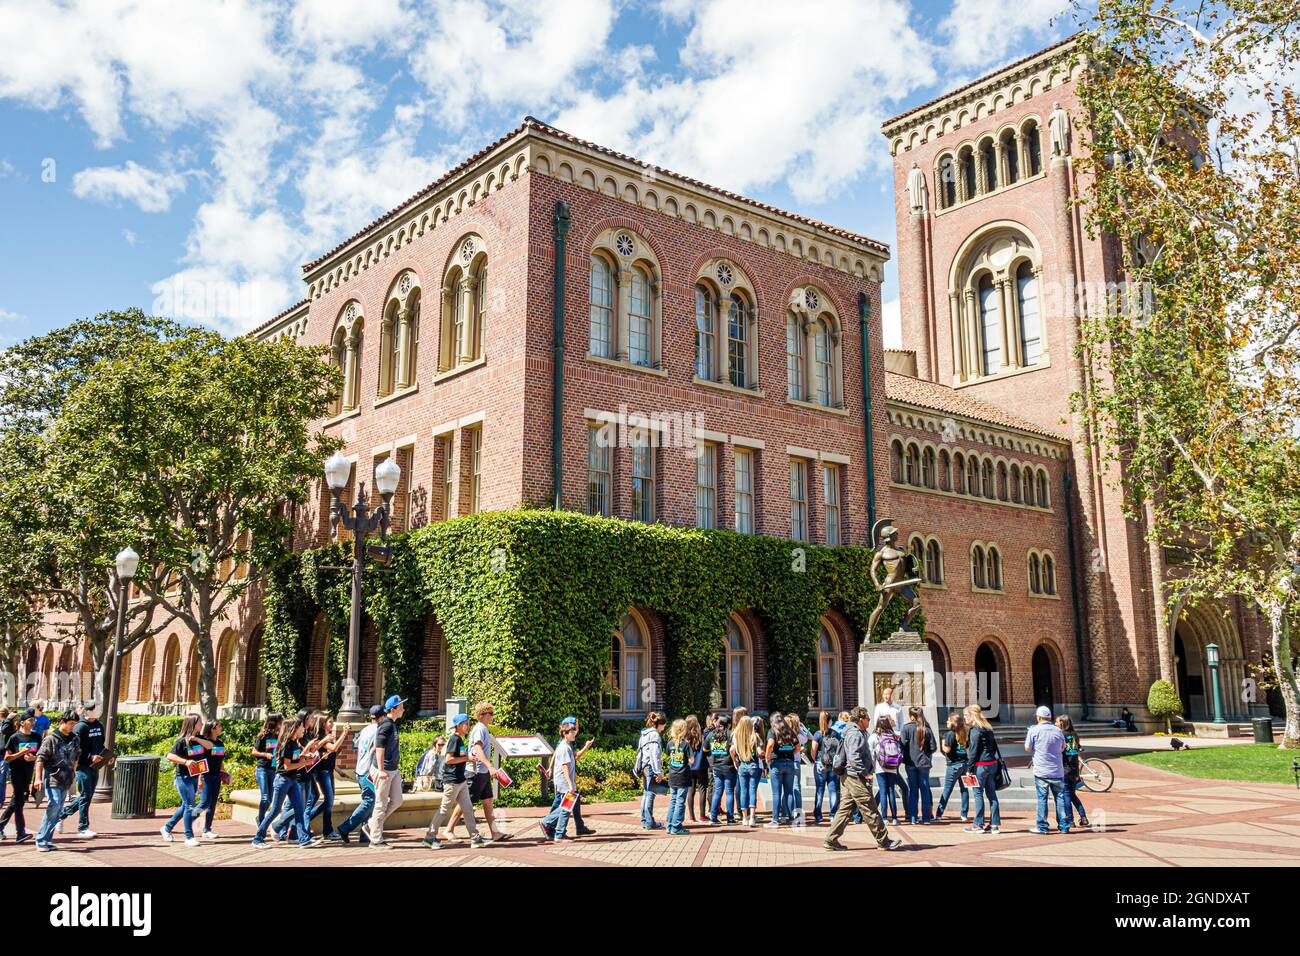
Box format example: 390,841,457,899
865,518,922,642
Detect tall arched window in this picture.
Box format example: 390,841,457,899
215,630,239,705
921,446,936,489
1017,262,1041,366
953,452,966,494
1037,469,1050,508
629,266,653,366
1024,119,1043,176
978,273,1002,375
695,284,716,380
910,534,926,577
589,255,614,358
960,148,976,200
812,318,834,405
1010,464,1022,503
332,301,363,412
1029,552,1043,594
161,638,181,702
715,616,752,711
988,546,1003,591
972,545,987,590
786,311,804,400
603,612,650,715
811,622,840,710
138,640,156,702
727,292,752,388
996,461,1008,501
966,455,980,496
117,648,133,702
1023,468,1036,506
891,439,905,483
378,300,399,397
925,539,943,585
905,443,920,485
1043,553,1057,595
440,236,487,372
938,155,957,208
1001,128,1020,184
981,140,998,191
981,458,995,498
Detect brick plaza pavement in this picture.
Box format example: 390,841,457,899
3,759,1299,868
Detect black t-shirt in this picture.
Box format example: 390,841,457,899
943,730,968,763
443,734,468,784
277,736,307,778
707,730,734,772
315,733,336,773
374,718,400,774
74,719,105,770
665,739,692,788
255,735,278,770
767,732,797,762
170,736,207,776
4,730,40,783
205,736,227,775
0,718,13,752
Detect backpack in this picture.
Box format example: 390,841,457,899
354,728,377,779
45,732,79,788
876,733,902,771
818,733,843,776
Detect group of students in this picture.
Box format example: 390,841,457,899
0,701,110,852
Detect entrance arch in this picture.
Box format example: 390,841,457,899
1173,600,1248,720
1031,645,1055,710
974,640,1010,721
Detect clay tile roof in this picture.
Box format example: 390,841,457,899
301,116,890,275
884,371,1068,442
881,33,1082,131
247,298,308,339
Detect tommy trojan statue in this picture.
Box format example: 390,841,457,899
865,519,923,642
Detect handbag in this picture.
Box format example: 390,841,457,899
646,774,669,796
991,737,1012,791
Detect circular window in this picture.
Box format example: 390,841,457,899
615,233,635,258
460,238,476,262
716,263,733,286
804,288,820,310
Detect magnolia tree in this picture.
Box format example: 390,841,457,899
50,331,341,721
1074,0,1300,746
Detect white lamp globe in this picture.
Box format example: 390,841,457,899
324,451,352,491
115,546,140,581
375,457,401,497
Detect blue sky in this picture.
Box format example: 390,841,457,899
0,0,1079,348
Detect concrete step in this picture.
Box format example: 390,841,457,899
228,784,444,832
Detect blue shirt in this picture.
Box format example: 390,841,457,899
1025,722,1066,778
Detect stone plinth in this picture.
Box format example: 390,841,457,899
858,630,940,732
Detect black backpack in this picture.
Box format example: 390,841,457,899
818,733,843,776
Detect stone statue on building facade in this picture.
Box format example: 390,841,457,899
865,518,923,643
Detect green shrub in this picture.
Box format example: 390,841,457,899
1147,679,1183,732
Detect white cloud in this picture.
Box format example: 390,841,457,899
938,0,1070,70
0,307,23,323
122,229,138,245
881,299,902,350
72,161,188,213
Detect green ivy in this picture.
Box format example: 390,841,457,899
261,509,921,729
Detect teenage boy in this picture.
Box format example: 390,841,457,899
0,710,40,843
466,701,510,842
33,710,81,852
369,695,406,847
333,704,385,845
60,702,110,838
422,714,489,850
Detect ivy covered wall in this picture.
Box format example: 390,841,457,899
261,509,920,730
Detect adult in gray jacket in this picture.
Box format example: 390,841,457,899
824,707,903,852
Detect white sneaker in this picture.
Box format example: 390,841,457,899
57,820,65,834
160,826,172,843
201,830,216,841
78,830,97,839
184,837,202,847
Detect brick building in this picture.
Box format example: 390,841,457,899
20,36,1267,727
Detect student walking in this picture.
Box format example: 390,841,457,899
464,701,510,842
1057,715,1089,827
706,714,736,824
811,712,841,825
304,714,346,839
901,707,937,824
935,711,970,822
664,719,692,835
251,716,321,848
0,710,11,816
33,710,81,852
550,716,596,836
59,702,110,839
823,707,903,852
0,709,39,843
368,696,406,848
635,712,667,830
538,721,581,842
869,716,905,825
198,720,227,840
332,705,385,844
250,713,282,826
424,713,489,849
161,715,213,847
1025,706,1070,834
731,716,763,828
963,705,1001,834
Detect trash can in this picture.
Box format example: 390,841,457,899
112,754,160,819
1252,717,1274,744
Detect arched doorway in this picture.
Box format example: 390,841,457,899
1031,645,1054,711
974,642,1005,722
1174,633,1193,717
1173,601,1247,719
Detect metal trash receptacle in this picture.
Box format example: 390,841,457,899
112,754,160,819
1251,717,1273,744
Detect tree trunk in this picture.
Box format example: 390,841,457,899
1267,602,1300,748
195,622,218,723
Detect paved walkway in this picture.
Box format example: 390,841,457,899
4,759,1299,868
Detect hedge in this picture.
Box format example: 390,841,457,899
261,509,919,731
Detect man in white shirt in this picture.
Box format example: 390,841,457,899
467,701,509,841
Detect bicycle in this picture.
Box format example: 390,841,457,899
1078,756,1114,793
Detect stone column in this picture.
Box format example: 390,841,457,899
395,307,412,388
964,288,979,376
906,208,932,380
342,332,358,410
457,279,476,364
949,292,964,381
801,316,816,400
615,266,631,362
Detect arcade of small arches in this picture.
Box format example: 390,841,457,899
890,436,1053,510
934,116,1044,211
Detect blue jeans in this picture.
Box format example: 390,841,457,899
1066,780,1087,825
36,784,67,846
165,773,199,839
60,766,99,831
736,762,761,812
255,765,274,824
306,768,336,835
0,758,9,811
640,772,660,827
666,786,688,830
274,777,314,838
710,769,736,822
905,765,933,822
971,763,1000,829
254,774,311,846
541,790,577,839
813,766,839,821
769,758,796,822
876,771,902,819
938,761,969,817
200,771,222,832
337,777,375,837
1035,776,1070,832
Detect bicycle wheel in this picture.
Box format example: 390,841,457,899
1079,757,1114,793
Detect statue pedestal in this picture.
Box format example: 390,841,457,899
858,630,939,732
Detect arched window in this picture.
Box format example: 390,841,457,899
921,446,936,489
981,458,995,498
1001,129,1020,184
1016,262,1041,366
972,545,987,590
959,148,976,201
332,302,363,413
812,317,834,405
996,461,1008,501
1037,469,1050,508
1025,120,1043,176
788,288,841,408
629,266,653,367
215,630,239,705
954,452,966,494
988,546,1003,591
978,273,1002,375
938,155,957,208
938,449,952,491
378,300,399,398
329,327,347,415
161,638,181,703
184,643,199,703
891,439,905,483
1023,468,1036,506
910,534,926,577
117,648,133,702
138,640,156,702
1029,552,1042,594
905,443,920,485
810,623,840,710
589,255,614,358
715,616,753,711
786,310,804,400
981,140,998,191
1010,464,1022,503
440,237,487,372
925,539,943,585
966,455,980,496
603,612,650,715
695,284,716,380
727,293,752,388
1043,553,1057,595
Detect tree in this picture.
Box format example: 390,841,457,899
1147,678,1184,733
50,330,341,720
0,312,186,705
1074,1,1300,747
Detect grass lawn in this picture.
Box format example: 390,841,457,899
1122,743,1300,784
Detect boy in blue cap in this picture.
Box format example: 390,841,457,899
422,714,489,850
331,704,385,844
369,695,406,847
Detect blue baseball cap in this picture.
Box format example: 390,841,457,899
560,715,578,727
832,721,847,734
449,713,470,728
384,695,407,711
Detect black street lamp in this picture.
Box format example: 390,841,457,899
324,451,401,723
97,545,139,798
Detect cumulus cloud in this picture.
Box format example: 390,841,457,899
881,298,902,350
72,161,188,212
938,0,1071,70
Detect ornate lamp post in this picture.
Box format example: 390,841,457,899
1206,642,1226,724
97,545,139,798
324,451,401,723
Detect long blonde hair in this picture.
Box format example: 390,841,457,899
964,705,992,731
733,716,758,761
669,719,687,746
